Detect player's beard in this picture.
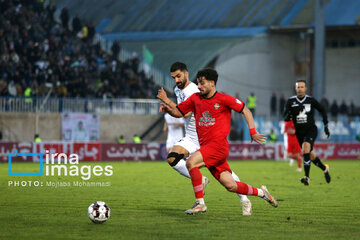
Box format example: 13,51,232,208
176,77,187,89
199,88,209,96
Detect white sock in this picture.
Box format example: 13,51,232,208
231,172,250,202
172,159,190,178
289,158,294,166
196,198,205,205
257,189,264,197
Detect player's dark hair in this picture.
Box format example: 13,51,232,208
196,68,218,85
170,62,188,72
296,79,306,85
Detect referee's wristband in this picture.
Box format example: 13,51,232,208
249,128,257,135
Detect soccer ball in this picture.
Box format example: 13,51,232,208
88,201,110,223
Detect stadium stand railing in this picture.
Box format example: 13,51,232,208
0,97,161,115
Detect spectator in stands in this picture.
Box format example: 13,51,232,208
0,1,162,100
60,7,69,30
111,40,121,60
339,99,348,122
8,81,17,97
34,134,42,143
117,135,126,143
330,100,339,121
279,94,286,117
349,100,356,120
87,23,95,42
229,125,239,142
320,96,329,113
133,134,141,143
24,85,32,103
72,15,82,36
269,129,277,143
270,92,277,119
247,92,256,117
0,79,8,96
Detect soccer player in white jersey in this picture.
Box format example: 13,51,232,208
164,113,184,152
157,62,252,216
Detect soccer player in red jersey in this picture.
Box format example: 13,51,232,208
159,68,278,214
284,119,302,172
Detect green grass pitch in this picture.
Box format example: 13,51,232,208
1,160,360,240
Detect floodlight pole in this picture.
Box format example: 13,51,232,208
313,0,326,99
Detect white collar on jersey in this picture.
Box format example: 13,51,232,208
295,95,308,103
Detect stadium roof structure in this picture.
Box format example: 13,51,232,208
56,0,360,39
55,0,360,77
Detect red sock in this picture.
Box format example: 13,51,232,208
189,167,203,199
297,156,302,168
236,181,258,196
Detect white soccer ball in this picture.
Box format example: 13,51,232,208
88,201,110,223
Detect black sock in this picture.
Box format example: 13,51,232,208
312,157,326,171
303,153,311,178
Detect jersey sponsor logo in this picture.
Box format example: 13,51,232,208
214,103,220,110
236,99,242,105
179,93,185,102
296,107,308,124
304,104,311,112
199,111,215,126
291,101,299,107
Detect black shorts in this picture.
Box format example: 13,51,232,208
295,126,318,151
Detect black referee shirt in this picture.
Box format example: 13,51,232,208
284,95,328,133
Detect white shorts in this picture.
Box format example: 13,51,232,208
173,136,200,155
166,136,182,149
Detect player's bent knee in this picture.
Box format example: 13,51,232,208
167,157,175,165
167,152,184,167
225,185,237,192
185,160,192,169
185,159,198,170
224,183,237,192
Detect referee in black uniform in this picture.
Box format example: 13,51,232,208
284,80,331,185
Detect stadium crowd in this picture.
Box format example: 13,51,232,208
270,93,359,121
0,0,160,99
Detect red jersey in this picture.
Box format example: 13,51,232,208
284,120,297,140
284,120,301,154
177,92,244,146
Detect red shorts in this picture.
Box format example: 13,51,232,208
199,141,231,180
287,135,301,154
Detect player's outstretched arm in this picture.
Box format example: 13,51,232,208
157,87,177,109
159,103,183,118
241,106,267,144
157,87,192,119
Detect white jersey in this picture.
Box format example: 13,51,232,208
280,121,288,159
164,113,184,149
174,82,199,143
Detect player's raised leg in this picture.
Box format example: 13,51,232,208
310,151,331,183
218,171,278,208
